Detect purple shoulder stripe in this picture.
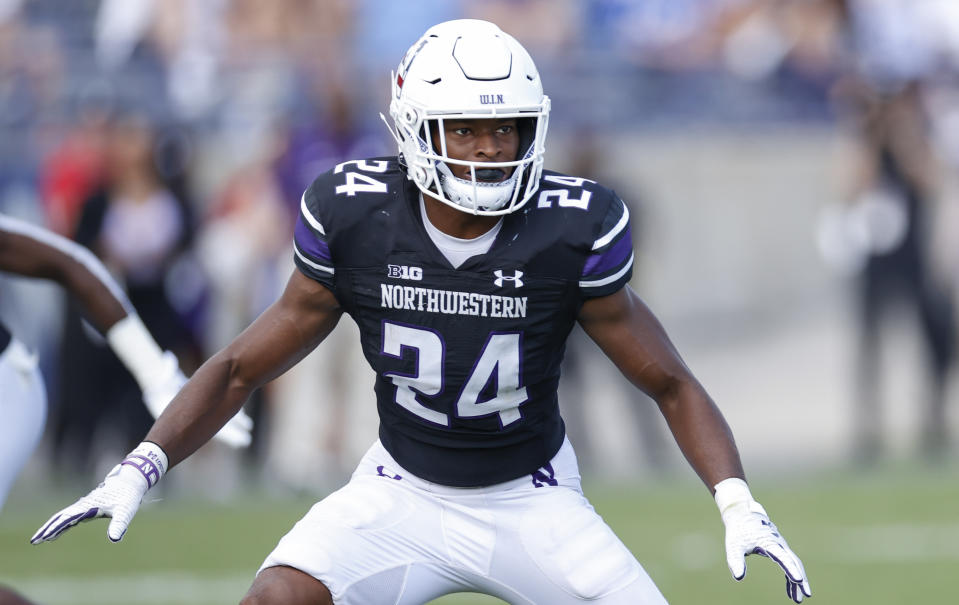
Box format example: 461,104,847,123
582,226,632,277
294,215,332,262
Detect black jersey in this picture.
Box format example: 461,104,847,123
293,157,634,486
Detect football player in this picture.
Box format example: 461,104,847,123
31,20,811,604
0,214,252,511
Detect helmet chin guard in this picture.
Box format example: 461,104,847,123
383,19,550,216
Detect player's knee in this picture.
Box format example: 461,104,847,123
241,566,333,605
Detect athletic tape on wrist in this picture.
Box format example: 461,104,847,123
713,477,753,516
106,314,166,390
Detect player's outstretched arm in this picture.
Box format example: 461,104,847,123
0,215,252,446
577,285,811,602
31,270,342,545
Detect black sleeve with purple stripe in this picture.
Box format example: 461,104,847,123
578,194,634,298
293,183,336,289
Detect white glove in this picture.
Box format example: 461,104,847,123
31,442,167,544
142,351,254,449
715,478,812,603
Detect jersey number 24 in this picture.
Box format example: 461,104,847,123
381,322,528,427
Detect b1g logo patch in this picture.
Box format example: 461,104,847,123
388,264,423,281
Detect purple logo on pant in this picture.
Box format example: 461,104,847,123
376,465,402,480
531,462,558,487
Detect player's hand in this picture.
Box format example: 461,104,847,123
715,478,811,603
30,442,167,544
141,351,254,449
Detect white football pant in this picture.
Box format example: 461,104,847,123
0,339,47,511
260,438,668,604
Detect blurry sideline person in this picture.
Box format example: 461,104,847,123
556,129,671,475
831,0,957,462
39,102,111,237
53,111,204,474
196,132,294,469
0,214,252,512
32,20,811,604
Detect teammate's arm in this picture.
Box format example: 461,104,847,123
0,222,131,332
0,218,252,447
577,285,812,602
31,269,341,544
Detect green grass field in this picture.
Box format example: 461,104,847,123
2,463,958,604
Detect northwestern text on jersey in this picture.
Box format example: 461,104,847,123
381,284,527,318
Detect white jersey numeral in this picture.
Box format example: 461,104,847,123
335,172,388,197
537,176,595,210
455,333,527,426
382,323,447,425
381,322,528,427
334,160,389,197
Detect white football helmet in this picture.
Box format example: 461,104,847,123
384,19,551,215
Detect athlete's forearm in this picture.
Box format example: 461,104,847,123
144,351,252,466
656,383,746,492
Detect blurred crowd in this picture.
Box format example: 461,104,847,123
2,0,959,492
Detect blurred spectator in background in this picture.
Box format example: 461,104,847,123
828,0,957,463
464,0,577,59
38,98,110,237
0,0,67,216
719,0,843,119
195,124,293,469
93,0,222,122
51,110,204,477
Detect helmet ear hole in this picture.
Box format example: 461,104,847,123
426,120,443,155
516,117,537,156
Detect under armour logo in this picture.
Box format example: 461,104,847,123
493,269,524,288
531,462,558,488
